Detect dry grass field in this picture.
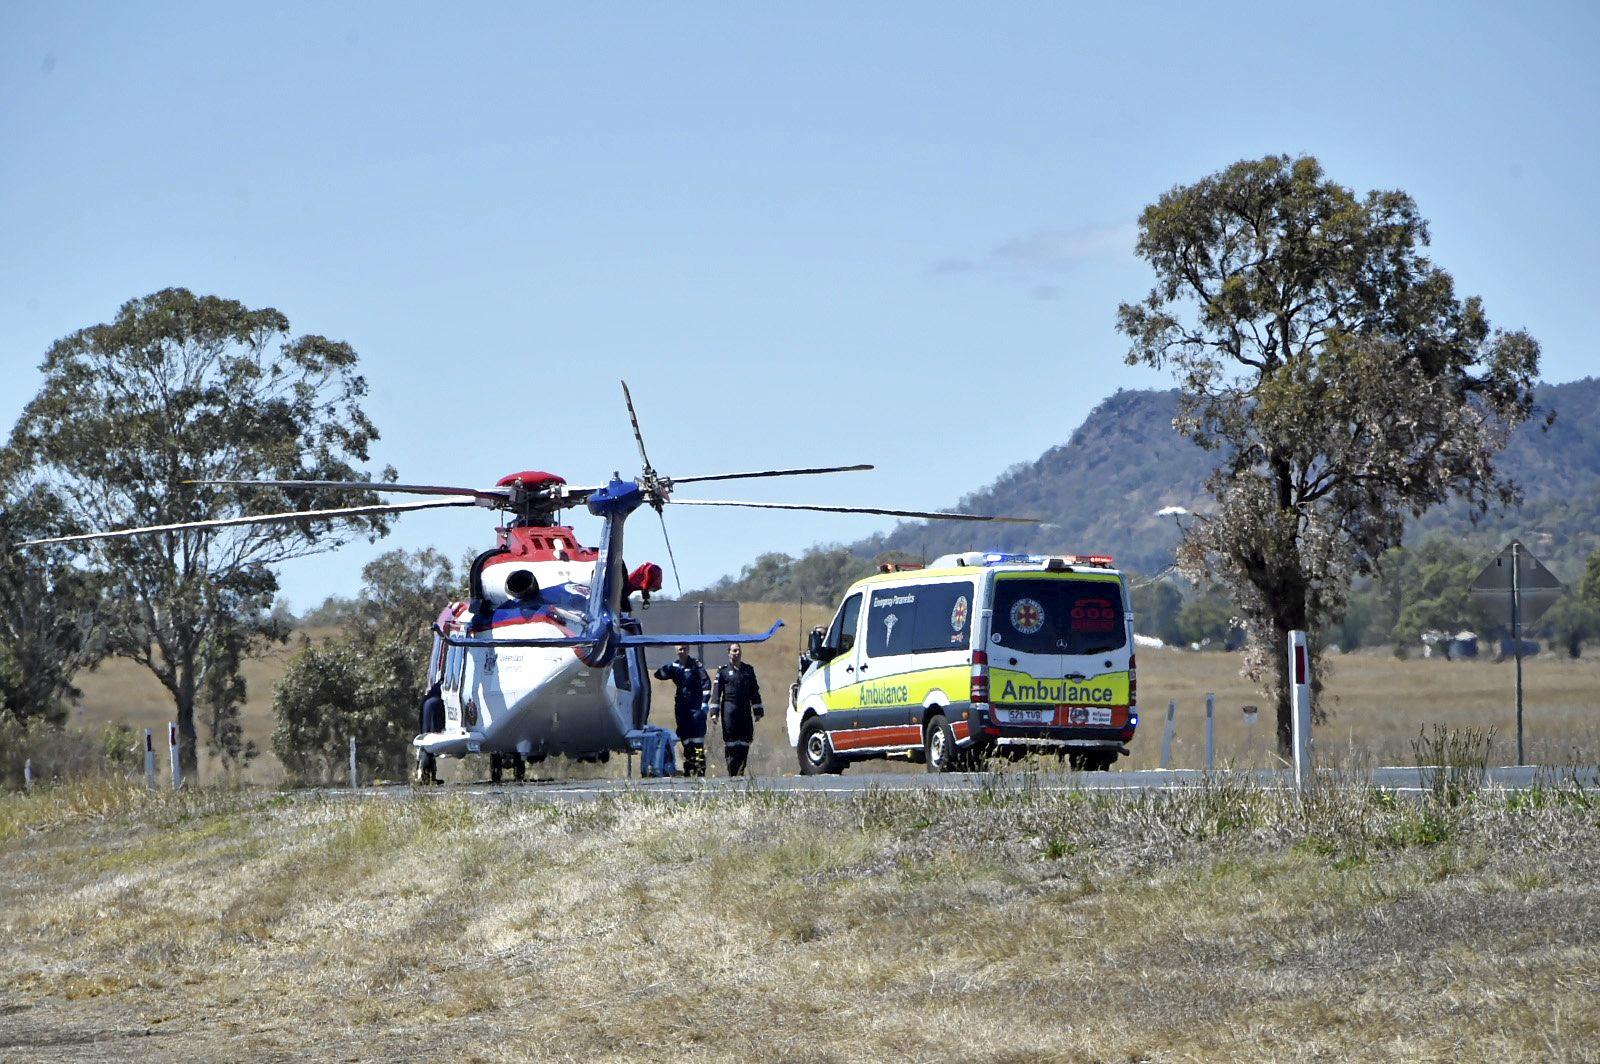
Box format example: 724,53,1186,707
64,604,1600,784
2,777,1598,1061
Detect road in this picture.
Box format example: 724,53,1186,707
343,763,1597,802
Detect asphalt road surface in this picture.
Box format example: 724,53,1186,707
345,764,1597,802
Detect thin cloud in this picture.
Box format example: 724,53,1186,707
992,223,1137,272
929,221,1137,289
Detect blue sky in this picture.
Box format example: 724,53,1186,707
3,1,1596,610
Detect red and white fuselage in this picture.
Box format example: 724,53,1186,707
416,520,652,761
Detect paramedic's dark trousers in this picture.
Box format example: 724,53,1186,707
724,740,750,777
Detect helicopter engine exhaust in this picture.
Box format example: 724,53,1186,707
504,569,539,600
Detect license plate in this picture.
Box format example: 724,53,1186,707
1003,708,1050,724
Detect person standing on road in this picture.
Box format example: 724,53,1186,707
416,680,445,784
709,643,763,777
654,643,710,777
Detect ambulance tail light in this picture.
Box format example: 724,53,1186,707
970,651,989,706
1129,653,1137,708
972,651,1000,737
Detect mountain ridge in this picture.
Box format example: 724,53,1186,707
700,377,1600,601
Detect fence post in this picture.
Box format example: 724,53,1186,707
1205,693,1215,771
1159,699,1177,769
144,729,156,789
1289,630,1313,790
349,736,358,789
168,721,182,791
23,758,32,793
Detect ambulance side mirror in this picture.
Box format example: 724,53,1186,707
807,627,834,662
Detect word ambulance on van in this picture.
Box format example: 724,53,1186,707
786,551,1138,773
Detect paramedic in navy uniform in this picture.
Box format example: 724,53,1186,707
709,643,763,776
654,643,710,777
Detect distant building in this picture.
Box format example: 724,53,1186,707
1421,630,1480,660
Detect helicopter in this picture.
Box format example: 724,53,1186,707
21,382,1037,782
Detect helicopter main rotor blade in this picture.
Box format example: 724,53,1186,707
670,499,1040,523
655,510,684,596
190,478,511,502
16,498,479,548
620,380,658,483
668,464,874,486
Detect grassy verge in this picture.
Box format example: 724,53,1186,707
3,777,1598,1061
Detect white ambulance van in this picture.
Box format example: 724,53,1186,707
786,551,1138,773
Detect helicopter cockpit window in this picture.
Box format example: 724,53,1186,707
828,593,862,654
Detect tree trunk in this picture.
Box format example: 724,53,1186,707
1274,660,1293,757
1272,591,1309,759
177,665,199,780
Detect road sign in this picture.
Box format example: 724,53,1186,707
1469,540,1565,765
1470,540,1565,626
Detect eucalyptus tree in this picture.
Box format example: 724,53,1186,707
7,289,390,775
1118,155,1541,751
273,548,458,784
0,476,106,726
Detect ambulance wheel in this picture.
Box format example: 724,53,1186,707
512,754,527,782
924,714,959,773
798,718,843,775
1090,752,1116,772
489,753,504,784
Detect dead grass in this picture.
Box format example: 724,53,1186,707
2,778,1599,1060
66,606,1600,783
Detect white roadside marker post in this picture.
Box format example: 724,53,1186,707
1289,630,1313,791
349,737,358,789
1205,693,1215,771
1242,705,1259,765
1160,699,1177,769
144,729,156,789
168,721,182,791
23,758,32,793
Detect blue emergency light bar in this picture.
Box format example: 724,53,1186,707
978,551,1116,567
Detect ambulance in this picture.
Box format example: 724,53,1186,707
786,551,1138,773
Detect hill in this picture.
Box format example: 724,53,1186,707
701,377,1600,601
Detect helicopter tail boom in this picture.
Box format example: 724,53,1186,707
616,620,783,647
437,619,783,650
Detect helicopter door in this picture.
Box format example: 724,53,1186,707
615,622,650,730
620,646,650,730
822,592,864,729
442,642,467,729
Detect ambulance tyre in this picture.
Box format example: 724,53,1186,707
1090,752,1116,772
924,714,960,773
799,718,843,775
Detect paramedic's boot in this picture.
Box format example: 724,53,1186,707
683,741,706,777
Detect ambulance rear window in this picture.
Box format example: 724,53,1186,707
990,578,1125,656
